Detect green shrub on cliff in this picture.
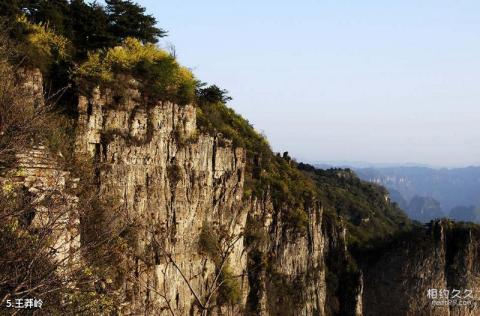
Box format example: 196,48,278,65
284,208,310,234
298,164,413,248
196,95,317,221
13,15,70,72
76,37,196,104
218,265,242,306
199,225,220,258
196,100,268,150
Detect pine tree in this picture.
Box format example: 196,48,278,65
69,0,112,57
105,0,166,44
24,0,70,35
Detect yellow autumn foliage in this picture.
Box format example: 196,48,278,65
76,37,196,104
16,15,69,71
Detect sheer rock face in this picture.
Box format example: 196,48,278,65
17,71,480,316
14,146,80,263
18,67,44,109
0,69,79,265
72,85,480,316
244,198,328,316
362,221,480,316
76,87,247,315
0,145,80,266
74,86,356,315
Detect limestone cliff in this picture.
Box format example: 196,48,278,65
73,84,361,315
5,69,480,316
361,221,480,316
0,67,78,264
70,81,480,316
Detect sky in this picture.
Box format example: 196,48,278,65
138,0,480,167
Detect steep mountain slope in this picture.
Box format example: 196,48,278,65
72,78,368,315
297,165,412,247
360,220,480,316
2,7,480,315
8,66,480,315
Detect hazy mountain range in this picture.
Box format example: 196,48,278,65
315,164,480,223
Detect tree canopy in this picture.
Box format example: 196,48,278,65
105,0,166,44
0,0,166,58
196,84,233,105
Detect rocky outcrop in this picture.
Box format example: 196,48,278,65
69,83,480,316
361,221,480,316
18,67,44,109
74,85,364,315
76,85,248,314
0,68,79,264
11,145,80,263
9,70,480,316
243,198,327,315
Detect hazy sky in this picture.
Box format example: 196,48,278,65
138,0,480,167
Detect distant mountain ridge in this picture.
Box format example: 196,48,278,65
314,161,433,169
315,164,480,223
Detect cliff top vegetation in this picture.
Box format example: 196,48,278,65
1,0,413,248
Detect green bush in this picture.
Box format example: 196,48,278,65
285,208,309,235
244,218,267,247
218,265,242,306
196,100,320,240
196,101,268,150
37,113,76,159
76,37,196,104
198,224,220,259
14,15,70,72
